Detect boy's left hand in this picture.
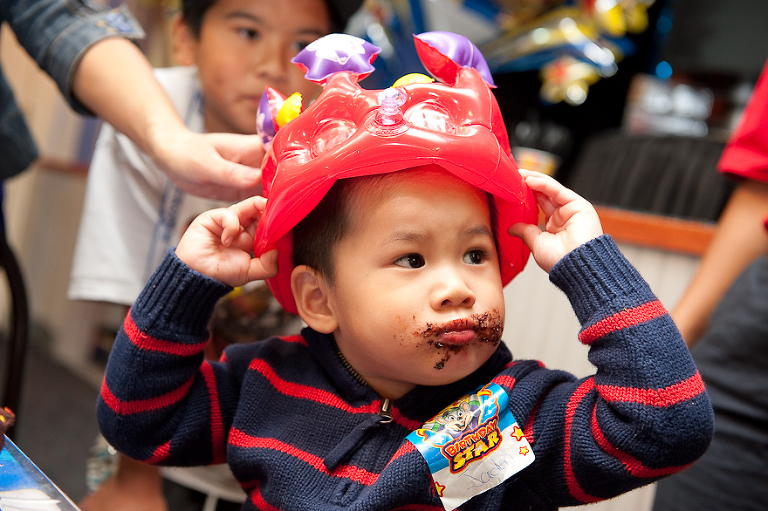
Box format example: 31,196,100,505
175,197,278,287
509,169,603,273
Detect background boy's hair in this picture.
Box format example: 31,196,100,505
180,0,364,37
292,171,501,286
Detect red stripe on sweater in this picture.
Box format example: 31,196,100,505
281,334,308,346
563,378,602,504
385,441,417,471
249,479,441,511
124,313,207,356
229,428,379,485
579,300,668,344
100,376,195,415
524,400,540,445
392,409,424,431
590,406,690,478
491,374,517,389
249,359,377,412
146,440,171,464
250,481,281,511
248,359,421,430
597,373,706,407
201,361,226,463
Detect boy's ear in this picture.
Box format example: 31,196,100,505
171,13,197,66
291,266,338,334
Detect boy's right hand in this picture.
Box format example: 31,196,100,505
175,197,278,288
509,169,604,273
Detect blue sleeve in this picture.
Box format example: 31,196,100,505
96,250,240,466
505,235,715,506
1,0,144,114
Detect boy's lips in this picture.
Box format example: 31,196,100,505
417,310,504,370
417,311,504,348
437,318,477,345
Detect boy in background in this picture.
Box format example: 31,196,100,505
69,1,362,509
96,33,714,510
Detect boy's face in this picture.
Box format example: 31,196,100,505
174,0,331,134
325,170,505,400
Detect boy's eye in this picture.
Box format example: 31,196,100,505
394,254,425,269
463,250,486,265
293,39,315,53
237,28,260,40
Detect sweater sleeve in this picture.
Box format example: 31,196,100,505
96,250,238,466
515,235,714,506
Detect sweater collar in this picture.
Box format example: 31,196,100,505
300,327,513,424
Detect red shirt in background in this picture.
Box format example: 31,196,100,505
718,58,768,230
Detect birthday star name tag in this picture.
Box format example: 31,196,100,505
406,383,534,511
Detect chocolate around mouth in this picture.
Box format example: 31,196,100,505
414,310,504,370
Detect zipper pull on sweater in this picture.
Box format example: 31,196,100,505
323,400,393,471
378,398,392,424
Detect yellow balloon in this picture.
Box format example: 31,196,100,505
392,73,434,87
276,93,303,128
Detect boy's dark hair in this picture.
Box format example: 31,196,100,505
292,173,501,287
292,178,354,285
180,0,364,37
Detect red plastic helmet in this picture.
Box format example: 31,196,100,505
254,32,538,314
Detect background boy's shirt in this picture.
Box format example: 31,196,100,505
69,66,227,306
96,236,714,510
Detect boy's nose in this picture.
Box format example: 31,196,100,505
431,268,476,310
255,39,289,82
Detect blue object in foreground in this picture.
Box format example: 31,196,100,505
0,435,80,510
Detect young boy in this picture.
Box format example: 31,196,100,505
97,33,714,510
70,2,361,509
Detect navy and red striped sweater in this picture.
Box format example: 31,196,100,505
97,236,714,510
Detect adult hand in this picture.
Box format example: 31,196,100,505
149,128,265,201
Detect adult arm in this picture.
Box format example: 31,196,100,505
2,0,263,200
672,179,768,345
71,38,264,200
673,57,768,345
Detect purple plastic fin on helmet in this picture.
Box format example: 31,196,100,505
256,92,276,146
291,34,382,84
414,31,495,87
256,87,286,147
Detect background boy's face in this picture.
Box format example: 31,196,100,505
326,169,506,400
174,0,330,134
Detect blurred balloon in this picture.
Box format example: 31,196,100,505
349,0,656,105
479,0,655,104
